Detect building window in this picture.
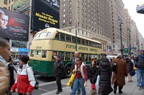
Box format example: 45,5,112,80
63,3,66,7
69,1,72,4
69,17,72,21
69,6,72,10
63,0,65,1
63,9,65,12
4,0,7,5
63,14,65,17
63,20,65,23
69,12,72,15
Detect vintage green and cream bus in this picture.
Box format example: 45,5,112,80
29,28,102,77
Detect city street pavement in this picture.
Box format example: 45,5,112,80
12,75,144,95
40,75,144,95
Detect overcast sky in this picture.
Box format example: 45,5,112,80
122,0,144,37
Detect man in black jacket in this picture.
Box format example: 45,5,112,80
53,55,64,94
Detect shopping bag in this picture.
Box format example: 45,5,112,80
96,75,100,86
133,66,137,70
67,74,76,86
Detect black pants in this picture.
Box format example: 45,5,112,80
56,74,62,91
114,82,123,92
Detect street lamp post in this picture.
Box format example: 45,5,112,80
118,16,123,58
128,29,131,57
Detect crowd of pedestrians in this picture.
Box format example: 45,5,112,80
0,37,144,95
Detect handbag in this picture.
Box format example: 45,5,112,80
130,69,135,76
67,74,76,86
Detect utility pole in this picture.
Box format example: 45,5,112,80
128,28,131,57
118,16,123,58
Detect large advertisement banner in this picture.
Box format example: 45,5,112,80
32,0,60,31
0,7,29,41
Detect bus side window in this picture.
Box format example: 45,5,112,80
55,33,59,40
57,51,64,60
47,32,51,37
52,51,57,61
30,50,34,57
65,52,71,60
72,36,76,43
36,50,41,55
66,35,71,42
60,33,65,41
42,51,47,58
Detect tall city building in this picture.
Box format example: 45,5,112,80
109,0,128,54
60,0,113,54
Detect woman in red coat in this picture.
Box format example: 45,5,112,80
10,55,36,95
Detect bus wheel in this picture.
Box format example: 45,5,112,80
64,65,72,78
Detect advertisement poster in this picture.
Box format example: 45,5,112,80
32,0,60,31
0,7,29,41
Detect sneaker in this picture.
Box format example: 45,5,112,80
76,91,81,95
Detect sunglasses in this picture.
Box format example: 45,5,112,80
76,60,80,61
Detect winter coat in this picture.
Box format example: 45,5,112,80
53,60,64,77
112,58,128,86
11,64,36,93
134,55,144,69
88,65,98,84
126,59,133,72
98,58,113,95
0,56,10,95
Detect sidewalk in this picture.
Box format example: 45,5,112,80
40,75,144,95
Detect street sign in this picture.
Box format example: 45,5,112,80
124,48,128,53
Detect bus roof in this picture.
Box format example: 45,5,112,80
35,27,101,44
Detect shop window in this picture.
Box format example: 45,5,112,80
42,51,47,58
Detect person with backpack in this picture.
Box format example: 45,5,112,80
134,50,144,90
10,55,36,95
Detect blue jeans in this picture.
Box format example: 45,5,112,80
136,69,144,87
71,78,86,95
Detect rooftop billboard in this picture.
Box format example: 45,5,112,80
31,0,60,31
